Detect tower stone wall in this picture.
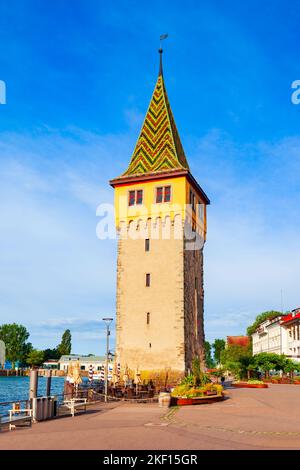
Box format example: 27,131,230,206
115,216,205,374
183,245,205,371
116,217,185,372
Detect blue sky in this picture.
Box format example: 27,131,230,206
0,0,300,354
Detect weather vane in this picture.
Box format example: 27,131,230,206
158,34,168,76
159,33,168,51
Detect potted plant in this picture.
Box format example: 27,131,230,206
170,358,224,406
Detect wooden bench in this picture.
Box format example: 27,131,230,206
62,398,87,417
0,409,32,431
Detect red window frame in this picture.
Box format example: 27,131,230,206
136,189,143,205
156,187,163,203
129,190,135,206
128,189,143,206
164,186,171,202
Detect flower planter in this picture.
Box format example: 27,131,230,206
270,379,293,384
232,382,268,389
176,398,194,406
175,395,224,406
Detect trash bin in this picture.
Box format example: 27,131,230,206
32,396,57,421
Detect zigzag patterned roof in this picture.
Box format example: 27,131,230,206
122,72,190,176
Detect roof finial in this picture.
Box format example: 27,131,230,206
159,33,168,77
158,48,163,76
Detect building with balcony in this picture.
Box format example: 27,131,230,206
280,308,300,361
252,315,285,356
251,309,300,362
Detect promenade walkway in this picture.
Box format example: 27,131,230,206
1,385,300,450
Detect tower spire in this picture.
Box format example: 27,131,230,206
158,33,168,76
158,48,163,76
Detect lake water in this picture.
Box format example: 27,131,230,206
0,376,65,417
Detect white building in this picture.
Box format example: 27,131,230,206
281,309,300,361
59,355,107,372
252,309,300,362
42,359,59,369
58,355,115,379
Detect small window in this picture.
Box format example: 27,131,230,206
146,273,151,287
145,239,150,252
164,186,171,202
156,187,163,203
190,190,196,212
129,190,135,206
156,186,171,203
128,189,143,206
149,343,152,349
136,189,143,205
147,312,150,325
198,202,204,220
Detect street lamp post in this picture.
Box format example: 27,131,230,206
102,317,113,403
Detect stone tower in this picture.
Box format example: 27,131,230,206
110,50,210,374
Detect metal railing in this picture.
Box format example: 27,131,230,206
0,386,158,419
0,399,30,419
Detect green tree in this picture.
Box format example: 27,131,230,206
57,329,72,356
26,349,44,368
275,355,300,377
212,339,226,364
224,361,241,377
221,344,253,379
43,348,60,361
21,342,33,367
253,352,279,377
282,359,297,378
0,323,30,368
204,341,215,368
247,311,282,336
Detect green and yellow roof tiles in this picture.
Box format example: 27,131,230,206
122,74,190,176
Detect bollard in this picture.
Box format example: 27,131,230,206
46,370,52,397
29,370,38,400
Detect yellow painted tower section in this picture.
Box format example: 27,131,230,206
113,176,207,239
110,50,210,376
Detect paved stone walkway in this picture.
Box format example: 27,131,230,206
1,385,300,449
